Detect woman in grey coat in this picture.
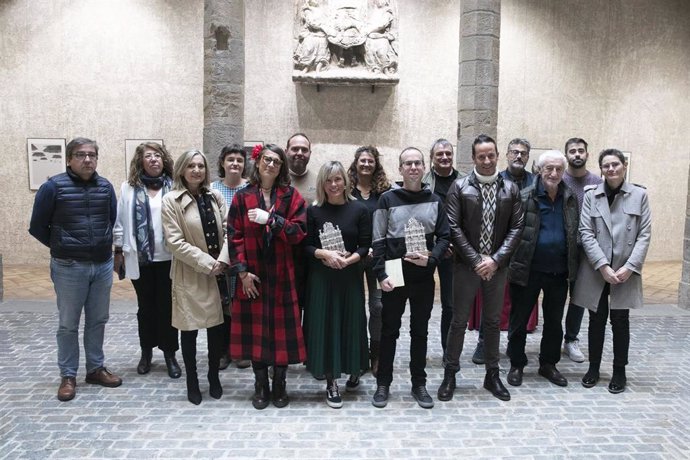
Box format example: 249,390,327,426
572,149,651,394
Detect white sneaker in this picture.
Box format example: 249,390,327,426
564,340,585,363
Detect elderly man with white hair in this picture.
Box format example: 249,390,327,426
505,150,580,388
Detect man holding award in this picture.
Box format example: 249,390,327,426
370,147,450,409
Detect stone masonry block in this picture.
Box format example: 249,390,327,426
461,0,501,14
461,11,500,37
460,35,500,62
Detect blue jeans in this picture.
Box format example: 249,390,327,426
50,257,113,377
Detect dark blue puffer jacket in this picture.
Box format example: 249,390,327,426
29,168,116,262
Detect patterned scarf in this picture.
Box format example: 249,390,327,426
474,169,499,255
133,174,171,265
196,193,230,307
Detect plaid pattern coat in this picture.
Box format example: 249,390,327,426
227,184,308,365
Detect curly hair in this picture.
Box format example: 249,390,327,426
347,145,391,195
127,142,174,187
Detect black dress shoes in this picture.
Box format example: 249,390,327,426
608,366,626,394
164,352,182,379
581,369,600,388
137,348,152,375
437,368,456,401
483,369,510,401
538,364,568,387
507,366,523,387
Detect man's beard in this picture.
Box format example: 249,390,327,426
568,158,585,168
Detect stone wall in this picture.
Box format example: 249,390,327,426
0,1,204,264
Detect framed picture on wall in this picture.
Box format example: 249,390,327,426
125,139,164,178
27,138,66,190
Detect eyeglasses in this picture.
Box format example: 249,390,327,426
262,156,283,166
508,149,529,158
73,152,98,160
402,160,423,167
144,153,162,160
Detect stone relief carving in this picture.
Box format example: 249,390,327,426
293,0,399,85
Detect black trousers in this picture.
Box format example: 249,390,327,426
131,260,178,352
588,284,630,368
377,276,435,387
507,271,568,368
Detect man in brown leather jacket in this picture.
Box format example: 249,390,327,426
438,134,524,402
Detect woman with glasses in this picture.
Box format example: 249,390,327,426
162,150,229,405
572,149,651,394
211,144,250,371
113,142,180,380
227,144,307,410
346,146,391,379
304,161,371,408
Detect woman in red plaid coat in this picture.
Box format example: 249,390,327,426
227,144,307,410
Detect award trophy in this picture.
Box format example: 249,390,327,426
319,222,347,253
404,217,429,257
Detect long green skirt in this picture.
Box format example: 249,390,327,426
303,259,369,378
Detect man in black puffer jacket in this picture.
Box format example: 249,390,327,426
505,150,579,389
30,137,122,402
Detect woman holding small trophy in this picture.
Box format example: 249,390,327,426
303,161,371,408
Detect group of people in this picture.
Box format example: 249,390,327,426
28,132,651,409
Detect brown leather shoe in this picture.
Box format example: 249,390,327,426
85,367,122,388
57,377,77,401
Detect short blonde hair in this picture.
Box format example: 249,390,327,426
315,161,355,206
172,149,211,192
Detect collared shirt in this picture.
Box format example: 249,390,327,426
531,180,568,274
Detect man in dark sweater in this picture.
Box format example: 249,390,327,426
29,137,122,402
371,147,450,409
505,150,580,388
421,139,459,354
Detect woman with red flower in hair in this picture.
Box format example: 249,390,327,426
226,144,308,409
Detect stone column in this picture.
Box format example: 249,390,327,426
204,0,245,169
456,0,501,172
679,162,690,309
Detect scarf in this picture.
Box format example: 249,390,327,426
196,193,230,307
133,174,171,265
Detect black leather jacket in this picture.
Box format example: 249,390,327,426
508,178,580,286
445,172,524,268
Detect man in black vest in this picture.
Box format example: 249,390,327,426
30,137,122,402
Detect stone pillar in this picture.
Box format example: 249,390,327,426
456,0,501,172
204,0,245,169
679,162,690,309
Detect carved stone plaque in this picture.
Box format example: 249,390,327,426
292,0,399,86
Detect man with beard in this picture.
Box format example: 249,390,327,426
561,137,602,362
421,139,459,353
470,138,534,364
439,134,523,402
286,133,316,204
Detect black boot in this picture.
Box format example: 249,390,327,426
207,324,224,399
608,365,626,394
483,368,510,401
369,340,380,378
164,351,181,379
437,368,457,401
137,348,152,375
252,367,271,410
272,366,289,408
181,332,201,405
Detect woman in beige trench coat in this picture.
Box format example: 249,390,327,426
572,148,651,394
162,149,229,405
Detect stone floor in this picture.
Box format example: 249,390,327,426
1,262,688,459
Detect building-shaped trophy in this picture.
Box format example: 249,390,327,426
404,217,428,256
319,221,347,253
